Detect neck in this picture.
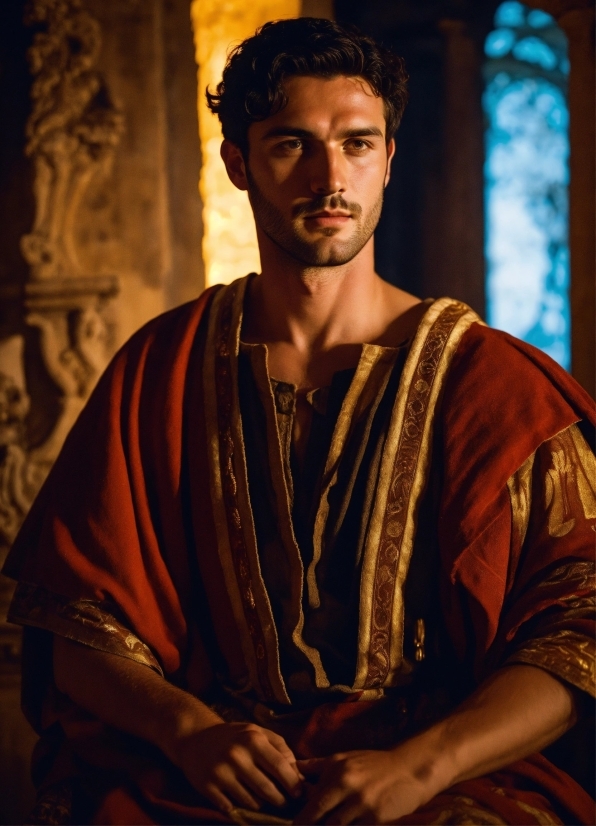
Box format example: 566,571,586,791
244,231,386,355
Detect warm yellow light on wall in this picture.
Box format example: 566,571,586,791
191,0,301,287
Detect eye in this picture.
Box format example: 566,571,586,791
279,138,303,151
346,139,370,152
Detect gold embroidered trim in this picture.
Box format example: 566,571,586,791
568,423,596,519
534,559,595,595
308,344,400,610
27,780,73,825
355,298,481,690
430,795,508,825
506,629,596,698
507,453,535,552
203,277,288,703
513,801,561,826
545,424,596,537
8,582,162,674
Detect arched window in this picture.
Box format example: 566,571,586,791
483,2,570,367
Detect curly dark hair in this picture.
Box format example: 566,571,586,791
206,17,408,156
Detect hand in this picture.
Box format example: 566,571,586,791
176,722,303,814
294,747,439,825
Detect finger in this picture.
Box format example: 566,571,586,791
264,728,297,761
219,775,262,811
255,741,303,797
294,787,346,825
235,747,286,806
296,757,329,778
262,732,302,779
263,731,302,776
203,782,234,815
236,758,288,807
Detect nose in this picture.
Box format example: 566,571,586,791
309,145,346,196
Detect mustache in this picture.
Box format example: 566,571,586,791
292,195,362,220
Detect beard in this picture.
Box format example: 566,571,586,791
246,170,384,268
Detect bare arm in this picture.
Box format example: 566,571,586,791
53,636,301,813
297,664,578,824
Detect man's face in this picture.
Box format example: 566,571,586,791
224,75,394,268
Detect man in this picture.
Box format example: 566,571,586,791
4,17,595,826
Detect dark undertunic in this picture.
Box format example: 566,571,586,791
237,340,594,742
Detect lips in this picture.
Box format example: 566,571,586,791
303,212,352,228
304,212,351,219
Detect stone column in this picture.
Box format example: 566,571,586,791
524,0,595,396
559,8,595,397
436,19,486,316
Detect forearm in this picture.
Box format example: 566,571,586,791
404,664,578,793
53,635,222,764
294,664,580,823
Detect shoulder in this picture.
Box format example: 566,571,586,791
75,286,221,423
114,286,220,363
437,319,594,537
94,286,221,395
444,321,594,431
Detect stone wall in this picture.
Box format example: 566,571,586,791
0,0,202,819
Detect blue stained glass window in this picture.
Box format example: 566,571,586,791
483,2,570,368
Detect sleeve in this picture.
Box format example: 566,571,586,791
8,582,163,674
436,323,596,680
498,423,595,696
2,291,215,679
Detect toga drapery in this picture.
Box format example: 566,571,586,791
3,276,595,825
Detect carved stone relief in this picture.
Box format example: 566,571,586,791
0,0,123,664
20,0,124,281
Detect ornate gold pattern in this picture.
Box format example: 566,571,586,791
8,582,162,673
27,780,72,825
204,278,288,703
514,801,561,826
507,452,535,553
545,424,596,537
507,629,595,697
431,795,508,825
546,450,576,536
432,788,563,825
569,424,596,519
206,287,482,699
356,299,480,689
535,559,595,595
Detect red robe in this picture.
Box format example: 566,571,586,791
4,283,595,825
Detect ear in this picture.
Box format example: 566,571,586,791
220,140,248,191
384,138,396,188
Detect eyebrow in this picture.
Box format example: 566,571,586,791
261,125,385,140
